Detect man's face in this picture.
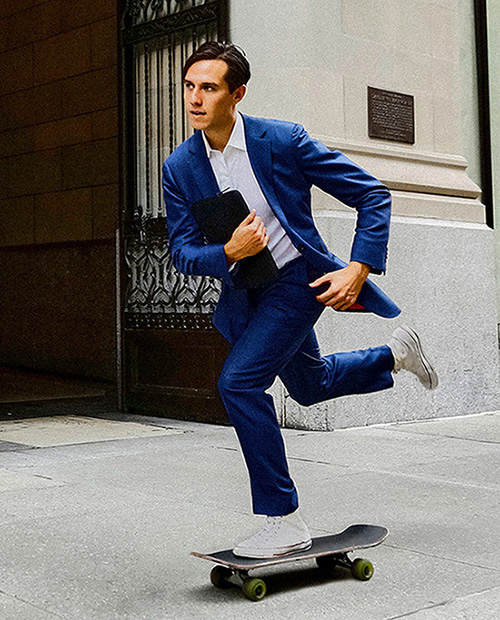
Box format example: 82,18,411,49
183,59,244,134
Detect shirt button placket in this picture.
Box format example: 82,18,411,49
220,155,232,191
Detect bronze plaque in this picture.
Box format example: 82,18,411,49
368,87,415,144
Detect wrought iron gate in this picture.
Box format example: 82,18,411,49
120,0,230,422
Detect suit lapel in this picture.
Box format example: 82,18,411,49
187,117,287,226
187,130,220,198
242,115,288,226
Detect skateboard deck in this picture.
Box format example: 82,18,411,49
192,523,388,601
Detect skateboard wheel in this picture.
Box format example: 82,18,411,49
210,565,233,588
242,577,267,601
315,554,338,570
351,558,374,581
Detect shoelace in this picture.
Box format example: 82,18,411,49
391,337,408,373
247,517,282,543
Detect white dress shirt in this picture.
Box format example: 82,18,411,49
202,112,300,270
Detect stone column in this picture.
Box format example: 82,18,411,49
231,0,500,427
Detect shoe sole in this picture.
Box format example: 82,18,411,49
400,325,438,390
233,539,313,559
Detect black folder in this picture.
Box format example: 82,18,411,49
190,189,279,289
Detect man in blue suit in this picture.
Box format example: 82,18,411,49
162,42,438,558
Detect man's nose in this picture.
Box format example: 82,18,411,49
190,87,202,105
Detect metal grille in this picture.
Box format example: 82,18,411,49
123,0,218,32
121,0,226,328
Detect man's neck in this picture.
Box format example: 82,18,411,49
204,114,237,153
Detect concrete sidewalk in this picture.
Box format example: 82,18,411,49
0,410,499,619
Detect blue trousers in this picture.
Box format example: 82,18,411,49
218,257,394,516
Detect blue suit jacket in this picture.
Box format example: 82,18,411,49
162,114,400,342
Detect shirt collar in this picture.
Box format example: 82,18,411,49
202,112,246,158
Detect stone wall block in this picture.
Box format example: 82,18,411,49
92,183,119,239
0,13,33,52
91,17,117,70
0,1,62,52
0,196,35,246
34,188,93,244
431,3,460,61
91,108,119,141
0,163,8,199
61,67,118,117
0,45,33,96
0,126,35,159
31,0,64,43
0,242,116,380
0,81,63,132
34,26,92,85
61,0,116,31
62,137,119,190
0,0,33,20
8,149,62,197
35,115,93,151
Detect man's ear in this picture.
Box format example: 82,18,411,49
233,84,246,105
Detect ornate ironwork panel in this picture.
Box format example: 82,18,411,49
122,0,222,44
123,215,221,329
121,0,227,329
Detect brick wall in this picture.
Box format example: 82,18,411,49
0,0,119,381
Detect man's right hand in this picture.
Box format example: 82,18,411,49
224,210,269,266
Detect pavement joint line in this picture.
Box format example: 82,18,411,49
369,409,500,430
286,459,500,492
348,425,500,446
0,434,185,451
0,442,36,452
389,430,500,445
385,599,451,619
382,468,497,490
384,543,500,573
204,446,500,492
213,447,499,490
384,584,500,619
360,467,500,491
283,422,500,446
287,455,338,466
385,600,453,620
220,449,344,468
0,588,67,619
2,453,497,492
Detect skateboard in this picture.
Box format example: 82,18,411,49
192,523,388,601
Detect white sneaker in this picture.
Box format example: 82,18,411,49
388,325,438,390
233,509,312,559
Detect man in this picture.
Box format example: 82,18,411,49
162,42,438,559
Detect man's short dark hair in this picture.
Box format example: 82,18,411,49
182,41,251,92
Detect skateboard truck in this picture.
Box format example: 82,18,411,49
316,552,375,580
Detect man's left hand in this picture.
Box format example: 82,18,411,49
309,261,371,310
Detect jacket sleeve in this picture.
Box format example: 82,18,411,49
162,161,233,284
291,124,391,273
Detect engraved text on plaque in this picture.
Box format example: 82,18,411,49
368,86,415,144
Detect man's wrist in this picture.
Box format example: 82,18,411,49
224,242,238,266
348,261,371,279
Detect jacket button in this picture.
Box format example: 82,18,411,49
298,244,305,252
